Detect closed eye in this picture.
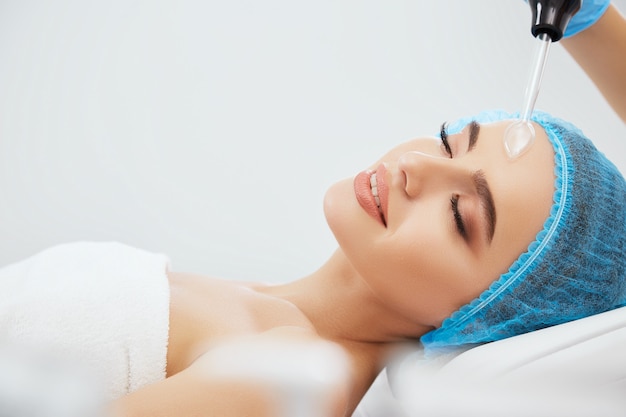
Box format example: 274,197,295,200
451,194,467,239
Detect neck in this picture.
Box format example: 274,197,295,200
261,249,433,345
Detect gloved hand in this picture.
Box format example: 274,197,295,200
562,0,611,37
523,0,611,38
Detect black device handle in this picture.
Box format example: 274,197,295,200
529,0,582,41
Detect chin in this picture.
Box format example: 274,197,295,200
323,178,358,244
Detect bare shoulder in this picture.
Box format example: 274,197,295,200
166,272,315,376
110,326,353,417
146,273,385,416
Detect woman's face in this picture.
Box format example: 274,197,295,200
324,120,555,327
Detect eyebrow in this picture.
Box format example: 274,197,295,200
464,121,496,243
468,120,480,151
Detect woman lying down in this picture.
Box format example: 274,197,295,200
1,108,625,417
2,3,626,417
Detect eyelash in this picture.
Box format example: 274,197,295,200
450,194,467,239
440,122,452,158
440,123,467,239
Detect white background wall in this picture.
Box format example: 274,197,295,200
1,0,625,282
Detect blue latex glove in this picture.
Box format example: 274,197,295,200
563,0,610,37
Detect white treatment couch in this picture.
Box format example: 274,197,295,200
354,306,626,417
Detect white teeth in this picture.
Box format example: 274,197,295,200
370,173,381,208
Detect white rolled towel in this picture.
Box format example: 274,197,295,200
0,241,170,403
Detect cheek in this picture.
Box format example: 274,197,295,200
355,229,453,323
364,225,490,326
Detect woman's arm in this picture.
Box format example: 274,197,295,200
562,4,626,122
110,366,279,417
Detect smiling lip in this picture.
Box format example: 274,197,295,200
376,164,389,224
354,164,388,226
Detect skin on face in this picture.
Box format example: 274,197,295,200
323,120,555,329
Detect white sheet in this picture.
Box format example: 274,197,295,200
357,307,626,417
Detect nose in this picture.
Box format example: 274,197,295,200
398,151,463,198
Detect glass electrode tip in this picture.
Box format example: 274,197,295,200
504,120,536,158
504,32,551,159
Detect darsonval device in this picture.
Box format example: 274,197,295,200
504,0,582,159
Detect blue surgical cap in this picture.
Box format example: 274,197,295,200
421,109,626,355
